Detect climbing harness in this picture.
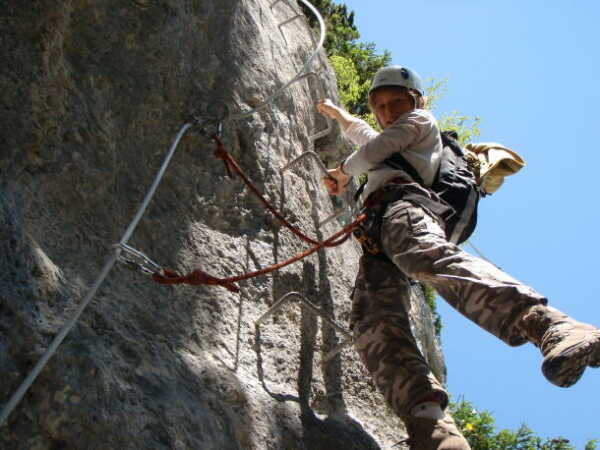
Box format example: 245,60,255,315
352,225,381,255
0,0,351,427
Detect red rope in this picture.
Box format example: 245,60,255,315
152,135,366,292
153,212,366,292
212,135,340,247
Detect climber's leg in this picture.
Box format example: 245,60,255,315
380,200,545,347
351,253,470,449
351,253,447,416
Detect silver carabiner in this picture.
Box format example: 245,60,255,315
116,243,163,276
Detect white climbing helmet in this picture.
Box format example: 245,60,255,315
369,65,424,97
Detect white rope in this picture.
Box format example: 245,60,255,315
465,239,492,263
0,123,193,427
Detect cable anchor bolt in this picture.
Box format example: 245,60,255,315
189,101,229,136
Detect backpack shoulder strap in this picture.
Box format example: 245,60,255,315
355,130,463,201
440,130,463,157
353,180,367,202
383,149,425,185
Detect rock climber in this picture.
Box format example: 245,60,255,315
316,65,600,449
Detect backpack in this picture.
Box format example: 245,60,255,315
383,130,481,244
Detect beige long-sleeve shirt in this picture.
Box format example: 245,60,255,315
342,109,443,199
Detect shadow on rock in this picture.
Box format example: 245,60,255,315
300,406,382,450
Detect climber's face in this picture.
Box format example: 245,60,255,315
370,87,414,129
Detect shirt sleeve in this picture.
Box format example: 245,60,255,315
344,118,380,147
342,110,434,177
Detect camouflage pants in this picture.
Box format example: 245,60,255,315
351,200,546,417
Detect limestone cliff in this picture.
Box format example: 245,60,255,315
0,1,445,448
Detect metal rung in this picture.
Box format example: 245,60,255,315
295,71,332,142
233,0,326,119
270,0,301,37
322,335,353,362
280,152,344,228
316,210,344,228
253,3,334,149
244,1,340,228
281,151,328,176
255,291,352,362
271,0,320,63
278,13,303,29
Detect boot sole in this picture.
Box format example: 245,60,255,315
542,331,600,387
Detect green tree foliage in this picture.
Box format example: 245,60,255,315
328,55,361,109
301,0,480,138
420,282,442,338
439,112,481,145
426,78,481,145
300,0,358,55
341,42,391,115
587,440,600,450
451,399,598,449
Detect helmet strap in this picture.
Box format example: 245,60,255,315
408,90,421,109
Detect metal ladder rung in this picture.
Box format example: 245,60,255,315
233,0,325,119
295,71,332,142
281,151,328,176
280,151,344,228
270,0,320,52
255,291,353,362
266,3,335,151
278,13,304,29
253,2,342,227
272,0,317,53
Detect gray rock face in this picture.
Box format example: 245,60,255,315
0,0,445,448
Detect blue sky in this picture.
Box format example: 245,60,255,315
336,0,600,447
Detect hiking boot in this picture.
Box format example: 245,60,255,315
517,305,600,387
402,414,471,450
